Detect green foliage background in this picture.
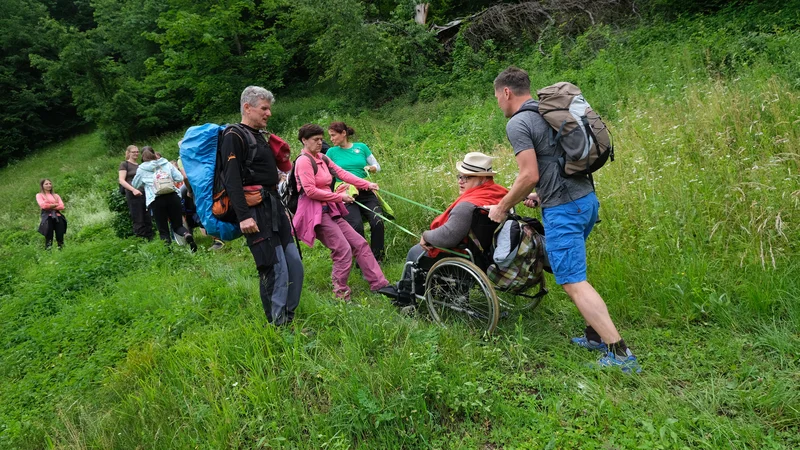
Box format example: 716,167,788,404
0,0,799,448
4,0,774,166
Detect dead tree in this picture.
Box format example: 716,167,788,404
415,3,429,25
430,1,638,50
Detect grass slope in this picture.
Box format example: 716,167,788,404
1,5,799,449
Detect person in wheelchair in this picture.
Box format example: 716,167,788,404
383,152,509,306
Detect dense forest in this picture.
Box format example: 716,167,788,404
0,0,770,166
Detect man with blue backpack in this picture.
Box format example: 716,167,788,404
488,66,640,373
220,86,303,327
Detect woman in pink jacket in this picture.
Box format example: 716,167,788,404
292,124,395,301
36,178,67,250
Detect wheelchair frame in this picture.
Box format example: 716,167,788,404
404,247,548,335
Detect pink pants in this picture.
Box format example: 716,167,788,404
315,212,388,299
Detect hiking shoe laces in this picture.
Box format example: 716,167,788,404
571,336,608,352
597,349,642,374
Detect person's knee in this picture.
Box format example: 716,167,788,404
328,241,352,260
562,281,598,303
341,246,354,260
562,280,586,295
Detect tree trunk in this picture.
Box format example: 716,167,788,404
414,3,429,25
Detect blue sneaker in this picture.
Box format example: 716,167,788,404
571,336,608,353
597,349,642,374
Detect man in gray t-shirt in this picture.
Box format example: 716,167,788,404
489,66,640,373
505,99,594,208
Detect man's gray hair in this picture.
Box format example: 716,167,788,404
240,86,274,115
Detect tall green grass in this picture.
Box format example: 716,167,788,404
1,5,798,449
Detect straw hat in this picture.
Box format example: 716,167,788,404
456,152,498,176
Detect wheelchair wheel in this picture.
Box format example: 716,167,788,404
425,257,500,334
495,277,547,313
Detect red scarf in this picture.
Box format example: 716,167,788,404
427,180,508,257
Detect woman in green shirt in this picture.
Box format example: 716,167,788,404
326,122,386,262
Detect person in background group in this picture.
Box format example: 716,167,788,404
326,122,388,262
132,147,197,252
293,123,395,301
220,86,303,326
118,145,154,239
175,153,225,250
36,179,67,250
170,160,184,190
489,66,640,373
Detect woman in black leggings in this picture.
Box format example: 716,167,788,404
118,145,154,239
131,147,197,252
326,122,388,262
36,179,67,250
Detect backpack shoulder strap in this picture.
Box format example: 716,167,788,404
510,102,540,118
319,154,338,189
511,101,563,159
302,153,318,175
320,154,333,169
226,123,259,174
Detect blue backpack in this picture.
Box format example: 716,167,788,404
179,123,242,241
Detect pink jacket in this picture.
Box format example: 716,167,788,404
292,150,371,246
36,193,65,211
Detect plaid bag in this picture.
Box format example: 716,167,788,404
484,217,549,294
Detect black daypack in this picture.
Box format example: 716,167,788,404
512,82,614,178
211,123,259,223
282,153,336,215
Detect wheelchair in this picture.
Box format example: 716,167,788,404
403,209,548,335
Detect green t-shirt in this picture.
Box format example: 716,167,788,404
326,142,373,180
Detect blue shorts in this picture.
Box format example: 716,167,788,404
541,192,599,285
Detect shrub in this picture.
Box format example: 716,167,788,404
107,189,133,238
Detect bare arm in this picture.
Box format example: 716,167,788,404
118,169,140,194
488,149,539,222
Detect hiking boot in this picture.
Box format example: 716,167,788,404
184,233,198,253
210,239,225,250
375,284,398,299
597,349,642,374
571,336,608,353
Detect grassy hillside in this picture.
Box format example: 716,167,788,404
1,4,798,449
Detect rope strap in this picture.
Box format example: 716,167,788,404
352,199,466,258
376,189,443,215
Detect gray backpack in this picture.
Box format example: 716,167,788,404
513,82,614,177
